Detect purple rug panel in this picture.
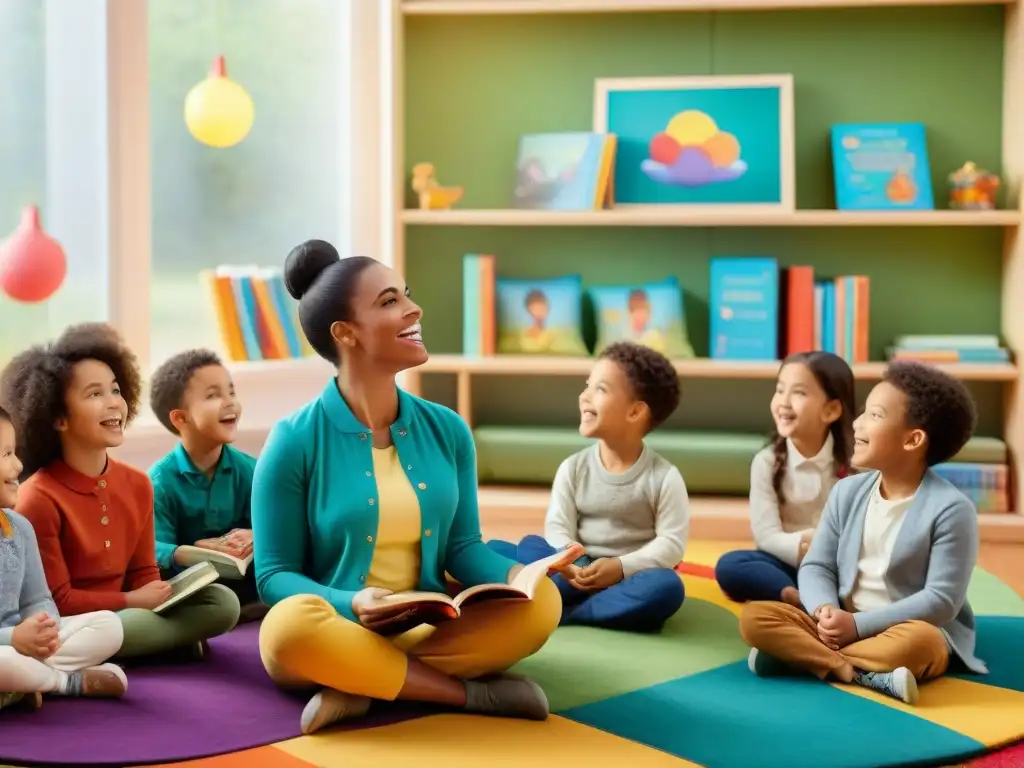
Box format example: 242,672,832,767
0,623,430,766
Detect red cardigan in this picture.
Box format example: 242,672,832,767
16,457,160,615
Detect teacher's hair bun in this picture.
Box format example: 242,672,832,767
283,239,340,300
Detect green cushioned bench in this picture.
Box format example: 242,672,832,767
473,427,1007,495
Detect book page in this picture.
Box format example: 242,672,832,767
176,546,252,579
510,544,585,597
375,590,456,609
154,562,219,614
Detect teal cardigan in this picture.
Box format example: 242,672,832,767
251,379,517,622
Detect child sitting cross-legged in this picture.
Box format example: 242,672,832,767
715,351,855,606
489,341,687,632
0,405,126,709
740,361,985,705
147,349,265,622
2,324,240,663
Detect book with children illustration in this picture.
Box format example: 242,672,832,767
511,132,616,211
153,561,220,614
373,545,583,633
830,123,934,210
495,275,589,355
172,545,252,580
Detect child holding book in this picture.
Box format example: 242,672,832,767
740,361,984,705
715,351,855,606
489,341,688,632
1,324,240,661
147,349,263,621
0,405,126,708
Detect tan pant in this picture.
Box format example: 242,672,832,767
740,601,950,681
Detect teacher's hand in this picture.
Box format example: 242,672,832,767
351,587,416,632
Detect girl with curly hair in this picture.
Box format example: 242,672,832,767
0,323,240,661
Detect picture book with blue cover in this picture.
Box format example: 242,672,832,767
831,123,934,211
511,132,615,211
709,257,779,361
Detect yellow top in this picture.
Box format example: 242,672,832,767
366,446,423,593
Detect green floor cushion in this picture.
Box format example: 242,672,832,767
473,426,1005,494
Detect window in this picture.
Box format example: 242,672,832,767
0,1,48,365
147,0,343,366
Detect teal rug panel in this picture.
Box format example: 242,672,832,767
562,661,983,768
951,616,1024,694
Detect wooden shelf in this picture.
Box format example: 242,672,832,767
419,354,1019,381
401,0,1012,15
402,208,1022,228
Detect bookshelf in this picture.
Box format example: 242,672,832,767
383,0,1024,531
403,209,1022,227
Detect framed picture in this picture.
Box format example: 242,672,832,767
593,74,795,213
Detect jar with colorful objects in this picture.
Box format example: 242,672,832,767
948,162,1001,210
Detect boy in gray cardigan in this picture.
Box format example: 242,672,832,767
0,406,126,709
739,361,982,705
488,342,688,632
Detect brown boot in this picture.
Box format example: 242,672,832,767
70,663,128,698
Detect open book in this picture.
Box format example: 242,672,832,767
174,545,252,580
372,544,583,633
154,561,220,614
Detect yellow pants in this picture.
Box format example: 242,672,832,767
740,601,950,681
259,577,562,700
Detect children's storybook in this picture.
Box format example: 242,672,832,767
174,545,252,580
372,545,584,633
153,561,219,614
830,123,934,210
512,132,616,211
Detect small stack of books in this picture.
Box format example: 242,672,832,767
932,462,1009,514
886,334,1011,364
200,266,311,362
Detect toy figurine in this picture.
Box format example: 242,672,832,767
411,163,464,210
948,162,1001,210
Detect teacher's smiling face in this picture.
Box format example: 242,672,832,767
332,261,428,373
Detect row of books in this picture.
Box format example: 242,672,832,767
886,334,1012,364
200,266,312,362
711,258,870,363
933,462,1009,514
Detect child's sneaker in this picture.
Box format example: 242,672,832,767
854,667,919,704
747,648,794,677
66,663,128,698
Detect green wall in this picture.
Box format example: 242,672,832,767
404,7,1006,437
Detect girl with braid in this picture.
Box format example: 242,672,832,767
715,352,854,606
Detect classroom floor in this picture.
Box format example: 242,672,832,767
3,503,1022,768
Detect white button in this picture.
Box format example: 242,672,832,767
365,471,372,477
369,499,375,505
360,433,367,440
100,516,108,525
103,540,111,548
407,465,412,471
97,480,106,489
424,529,432,537
398,429,407,437
418,482,426,490
366,535,373,542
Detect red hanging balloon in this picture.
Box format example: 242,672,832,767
0,206,67,303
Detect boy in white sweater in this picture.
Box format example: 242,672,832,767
489,342,688,632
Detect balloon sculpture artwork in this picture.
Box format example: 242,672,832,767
184,55,255,149
0,206,67,303
641,110,748,188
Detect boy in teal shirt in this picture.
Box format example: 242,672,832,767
148,349,264,621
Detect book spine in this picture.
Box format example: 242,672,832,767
785,266,815,357
854,275,870,364
230,274,263,361
893,334,1000,350
833,277,846,360
463,255,482,356
480,255,496,356
813,283,824,350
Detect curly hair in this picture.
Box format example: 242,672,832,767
598,341,680,431
149,349,223,435
768,351,856,504
0,323,142,479
883,361,977,466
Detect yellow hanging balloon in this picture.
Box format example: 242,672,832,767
184,55,255,148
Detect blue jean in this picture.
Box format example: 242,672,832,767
714,549,798,603
487,535,685,633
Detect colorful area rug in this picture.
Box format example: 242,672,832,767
1,541,1022,767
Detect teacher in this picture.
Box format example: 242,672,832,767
253,240,562,735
